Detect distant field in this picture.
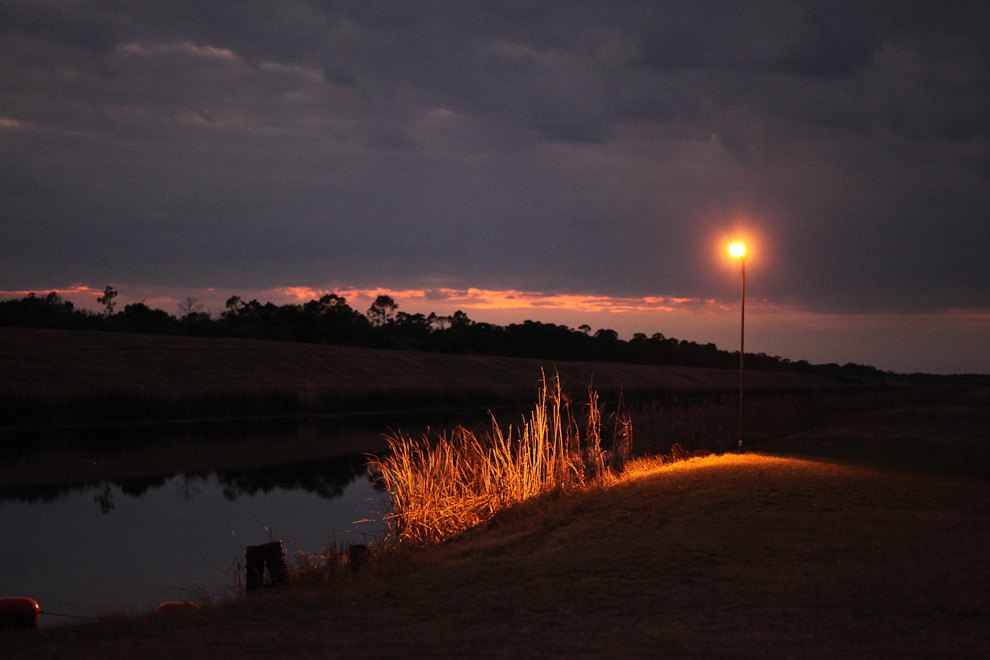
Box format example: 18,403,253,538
0,327,838,428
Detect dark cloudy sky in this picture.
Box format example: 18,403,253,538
2,1,989,374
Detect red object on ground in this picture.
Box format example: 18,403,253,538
0,597,41,629
154,602,201,614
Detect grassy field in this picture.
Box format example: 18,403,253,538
3,389,988,659
0,327,840,429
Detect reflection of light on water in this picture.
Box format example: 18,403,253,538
0,464,391,625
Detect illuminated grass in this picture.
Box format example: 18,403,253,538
376,371,632,544
620,451,789,481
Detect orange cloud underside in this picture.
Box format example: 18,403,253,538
1,284,102,300
276,286,723,315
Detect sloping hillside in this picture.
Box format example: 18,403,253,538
0,327,836,427
0,328,834,395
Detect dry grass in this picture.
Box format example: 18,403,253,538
375,371,632,544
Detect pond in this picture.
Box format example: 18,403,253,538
0,421,404,626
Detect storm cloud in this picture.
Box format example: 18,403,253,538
2,1,989,325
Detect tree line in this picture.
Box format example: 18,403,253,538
0,287,888,379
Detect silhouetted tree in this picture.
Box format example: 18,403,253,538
0,288,883,377
97,285,118,317
302,294,369,344
0,291,79,328
367,295,398,326
177,296,204,320
428,312,449,331
450,310,472,327
121,302,177,334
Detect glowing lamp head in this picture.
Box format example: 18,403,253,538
728,242,747,259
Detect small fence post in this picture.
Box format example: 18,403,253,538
265,540,290,587
246,540,289,591
245,545,265,592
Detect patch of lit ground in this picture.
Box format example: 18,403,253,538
622,451,789,479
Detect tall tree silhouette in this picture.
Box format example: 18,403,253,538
97,285,118,317
367,295,398,326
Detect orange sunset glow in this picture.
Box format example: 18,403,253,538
278,286,716,315
7,281,990,373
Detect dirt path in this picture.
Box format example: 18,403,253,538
6,397,990,659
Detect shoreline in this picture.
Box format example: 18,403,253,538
5,403,989,658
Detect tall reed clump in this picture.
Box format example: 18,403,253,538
375,371,632,545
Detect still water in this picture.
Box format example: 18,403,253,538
0,428,395,626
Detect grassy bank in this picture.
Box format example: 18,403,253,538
1,327,843,429
4,391,989,659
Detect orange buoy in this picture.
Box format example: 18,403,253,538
0,597,41,629
154,601,201,615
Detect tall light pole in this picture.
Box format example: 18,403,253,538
728,242,747,452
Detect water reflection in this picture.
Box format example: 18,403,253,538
0,457,390,623
215,454,374,501
0,454,377,513
0,408,518,623
1,407,504,500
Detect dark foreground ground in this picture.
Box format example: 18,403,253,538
4,390,989,659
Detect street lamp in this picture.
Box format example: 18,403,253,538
728,242,747,452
